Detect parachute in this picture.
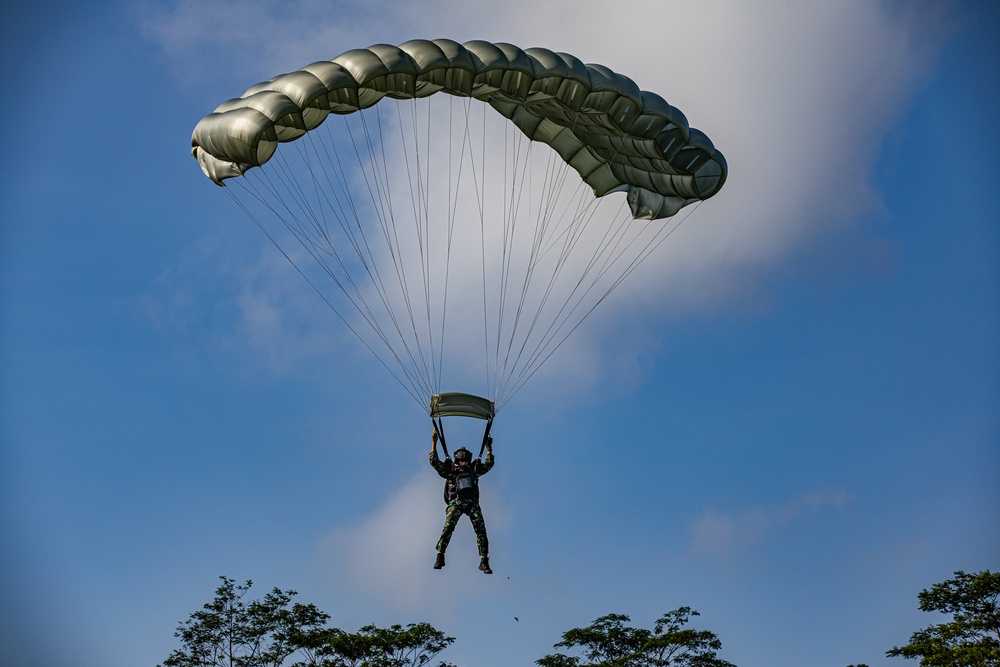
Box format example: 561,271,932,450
191,39,727,415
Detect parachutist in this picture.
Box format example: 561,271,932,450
430,427,494,574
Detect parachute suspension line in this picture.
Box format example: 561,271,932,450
487,113,511,402
494,177,644,407
414,96,445,398
415,96,447,398
479,100,493,401
370,103,436,398
380,98,436,398
285,136,385,310
479,100,492,399
605,200,703,297
279,127,434,402
319,110,428,402
456,96,493,401
491,108,518,400
347,106,436,401
496,203,637,410
448,94,501,403
436,94,472,398
498,128,547,400
228,104,678,416
503,198,640,405
492,148,587,407
310,118,385,288
222,180,426,409
230,154,375,323
305,122,423,375
338,113,416,343
512,133,648,332
392,99,439,398
492,110,515,399
312,124,409,351
489,122,518,401
219,104,710,415
493,165,593,404
424,97,443,395
499,200,702,409
493,139,551,399
496,195,627,406
491,125,535,401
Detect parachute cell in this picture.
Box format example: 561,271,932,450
192,39,726,219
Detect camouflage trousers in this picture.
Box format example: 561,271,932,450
436,500,489,557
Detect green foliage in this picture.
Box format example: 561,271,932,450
535,608,737,667
300,623,455,667
887,570,1000,667
159,577,454,667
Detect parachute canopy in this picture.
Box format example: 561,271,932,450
192,39,726,220
190,40,727,414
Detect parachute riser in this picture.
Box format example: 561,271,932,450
433,416,450,460
433,415,492,461
429,392,495,461
478,417,494,460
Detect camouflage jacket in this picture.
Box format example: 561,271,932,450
430,449,494,504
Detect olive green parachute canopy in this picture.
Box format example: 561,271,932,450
191,39,727,220
190,39,729,415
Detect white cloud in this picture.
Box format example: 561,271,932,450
229,247,351,372
320,470,510,613
688,488,852,556
141,230,361,374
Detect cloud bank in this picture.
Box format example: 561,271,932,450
688,488,852,556
320,470,510,613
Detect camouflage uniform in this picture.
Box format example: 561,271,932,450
430,449,494,557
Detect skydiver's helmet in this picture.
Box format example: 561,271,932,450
454,448,473,465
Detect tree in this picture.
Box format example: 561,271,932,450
536,608,737,667
160,576,454,667
160,576,329,667
887,569,1000,667
300,623,455,667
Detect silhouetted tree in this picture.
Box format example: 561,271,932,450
887,569,1000,666
536,607,736,667
299,623,455,667
159,576,454,667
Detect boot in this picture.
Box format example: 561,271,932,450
433,552,445,569
479,557,492,574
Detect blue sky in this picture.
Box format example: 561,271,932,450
1,2,997,666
